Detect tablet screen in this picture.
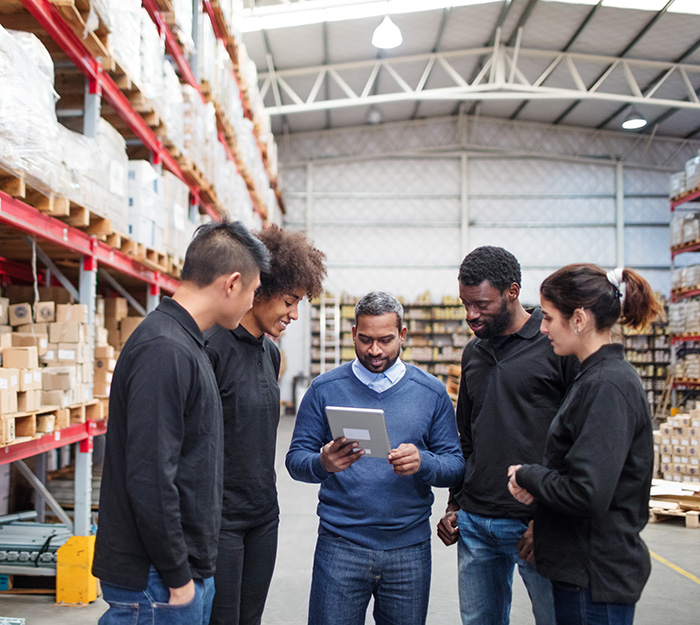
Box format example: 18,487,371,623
325,406,391,458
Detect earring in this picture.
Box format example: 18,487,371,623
574,328,580,336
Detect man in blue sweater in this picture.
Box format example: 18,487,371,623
286,291,465,625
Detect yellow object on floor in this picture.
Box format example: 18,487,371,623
56,535,98,605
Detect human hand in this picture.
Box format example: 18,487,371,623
437,506,460,546
388,443,421,476
168,579,195,605
517,520,535,563
321,437,364,473
507,464,534,505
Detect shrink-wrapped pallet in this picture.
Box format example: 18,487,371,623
162,170,198,258
105,0,142,86
139,8,164,103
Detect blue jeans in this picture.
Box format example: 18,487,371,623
308,531,431,625
552,582,635,625
457,510,555,625
99,566,215,625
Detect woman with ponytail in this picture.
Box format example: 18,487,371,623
506,264,663,625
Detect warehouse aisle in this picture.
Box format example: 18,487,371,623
1,414,699,624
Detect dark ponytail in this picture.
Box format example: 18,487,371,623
540,264,662,331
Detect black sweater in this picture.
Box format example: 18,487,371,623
452,308,578,518
517,343,653,604
205,324,281,528
93,297,223,590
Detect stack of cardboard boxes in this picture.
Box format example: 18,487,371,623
656,412,700,483
0,286,141,446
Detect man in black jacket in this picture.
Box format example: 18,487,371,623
437,246,578,625
93,221,270,625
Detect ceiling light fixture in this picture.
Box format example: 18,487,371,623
621,108,648,130
372,16,402,49
366,107,384,124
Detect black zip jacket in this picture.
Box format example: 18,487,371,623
517,343,653,604
93,297,223,590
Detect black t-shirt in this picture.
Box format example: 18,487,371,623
205,324,282,529
452,308,579,518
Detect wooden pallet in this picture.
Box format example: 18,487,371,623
649,507,700,528
0,164,70,217
50,0,110,59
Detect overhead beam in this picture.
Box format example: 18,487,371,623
259,45,700,116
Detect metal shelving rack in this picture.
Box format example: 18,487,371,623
0,0,283,599
668,187,700,411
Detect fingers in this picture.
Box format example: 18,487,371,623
388,444,421,476
321,437,364,473
436,512,459,546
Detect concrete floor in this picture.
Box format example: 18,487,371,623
1,414,699,624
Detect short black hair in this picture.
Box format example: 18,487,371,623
458,246,521,293
254,225,327,301
354,291,404,331
181,220,270,287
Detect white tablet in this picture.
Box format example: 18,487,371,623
325,406,391,458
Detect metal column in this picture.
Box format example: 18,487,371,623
460,153,469,259
615,162,625,268
75,252,97,536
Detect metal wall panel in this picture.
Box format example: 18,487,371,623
469,198,615,224
301,197,460,225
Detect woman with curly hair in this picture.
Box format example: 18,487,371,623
206,225,327,625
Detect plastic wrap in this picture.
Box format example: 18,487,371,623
138,8,164,102
162,170,197,257
127,161,166,249
157,60,185,154
106,0,142,86
171,0,194,54
96,119,129,235
0,26,61,192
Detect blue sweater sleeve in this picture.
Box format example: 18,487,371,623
414,389,465,488
286,382,332,483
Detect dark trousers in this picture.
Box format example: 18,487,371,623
552,582,635,625
209,516,279,625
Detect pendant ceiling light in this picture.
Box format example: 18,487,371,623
372,16,402,49
621,108,648,130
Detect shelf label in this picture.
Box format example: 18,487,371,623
54,432,61,441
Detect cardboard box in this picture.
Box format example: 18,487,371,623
2,346,38,369
94,381,111,397
9,303,32,326
94,369,113,385
0,415,15,444
55,408,70,429
42,367,77,391
120,317,143,344
16,323,48,335
95,327,109,345
49,322,85,344
56,304,88,324
40,344,58,366
0,390,18,416
41,390,70,409
0,333,12,350
36,412,56,434
58,342,87,364
0,297,8,325
34,301,56,323
19,369,40,392
0,369,19,392
11,332,48,356
17,389,40,412
95,345,115,359
95,357,117,373
105,297,128,321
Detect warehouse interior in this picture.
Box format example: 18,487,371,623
0,0,700,623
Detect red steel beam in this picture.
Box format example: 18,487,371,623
0,419,108,465
0,192,179,293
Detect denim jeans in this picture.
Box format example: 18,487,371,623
457,510,555,625
99,566,215,625
209,516,279,625
308,531,431,625
552,582,635,625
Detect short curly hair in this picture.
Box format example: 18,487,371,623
458,246,521,293
254,225,327,301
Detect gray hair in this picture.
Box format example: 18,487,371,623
354,291,404,330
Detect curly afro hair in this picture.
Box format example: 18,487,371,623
254,224,327,301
